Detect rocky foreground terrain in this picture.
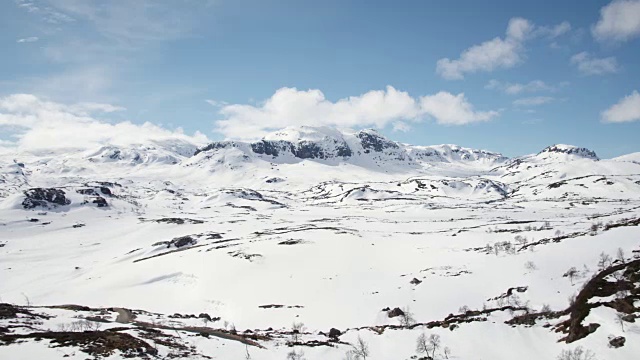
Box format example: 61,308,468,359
1,126,639,359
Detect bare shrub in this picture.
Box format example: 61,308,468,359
557,346,596,360
399,307,415,326
597,252,612,270
416,333,429,355
287,349,305,360
427,334,441,359
515,235,528,246
416,332,442,359
58,320,102,332
21,293,31,307
524,261,537,271
615,313,626,332
291,322,305,343
347,336,370,360
563,267,579,285
616,248,625,264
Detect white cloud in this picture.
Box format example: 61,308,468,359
15,0,74,24
601,90,640,123
485,79,554,95
419,92,499,125
592,0,640,42
513,96,555,107
205,99,229,107
535,21,572,38
436,18,569,80
43,0,204,42
17,36,39,43
570,52,619,75
0,94,208,151
11,1,215,101
214,86,499,139
392,121,411,132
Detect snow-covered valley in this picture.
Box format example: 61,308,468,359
1,127,639,360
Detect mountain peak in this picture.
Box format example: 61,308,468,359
538,144,599,160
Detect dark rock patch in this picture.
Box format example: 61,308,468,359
153,236,197,249
278,239,304,245
258,304,304,309
609,336,625,348
0,303,49,320
76,188,98,196
93,197,108,207
357,130,398,153
387,307,405,318
150,218,205,225
0,330,155,358
22,188,70,209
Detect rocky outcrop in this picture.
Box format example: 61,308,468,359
357,130,398,153
22,188,70,209
153,235,197,249
538,145,599,160
609,336,625,348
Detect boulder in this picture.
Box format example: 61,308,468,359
328,328,341,339
93,197,108,207
387,307,405,318
609,336,625,348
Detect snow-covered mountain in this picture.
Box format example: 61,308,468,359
193,126,507,167
1,127,639,360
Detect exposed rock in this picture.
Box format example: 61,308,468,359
194,141,239,156
265,177,285,184
152,218,204,225
609,336,625,348
621,314,636,323
0,330,155,358
328,328,341,339
0,303,49,320
357,130,398,153
198,313,220,322
278,239,304,245
92,196,108,207
387,307,405,318
76,188,99,196
153,235,197,249
22,188,70,209
538,145,599,160
410,278,422,285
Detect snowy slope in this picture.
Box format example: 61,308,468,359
1,127,639,360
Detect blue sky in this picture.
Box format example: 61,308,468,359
1,0,640,157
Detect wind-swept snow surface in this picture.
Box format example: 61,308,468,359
1,127,639,359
